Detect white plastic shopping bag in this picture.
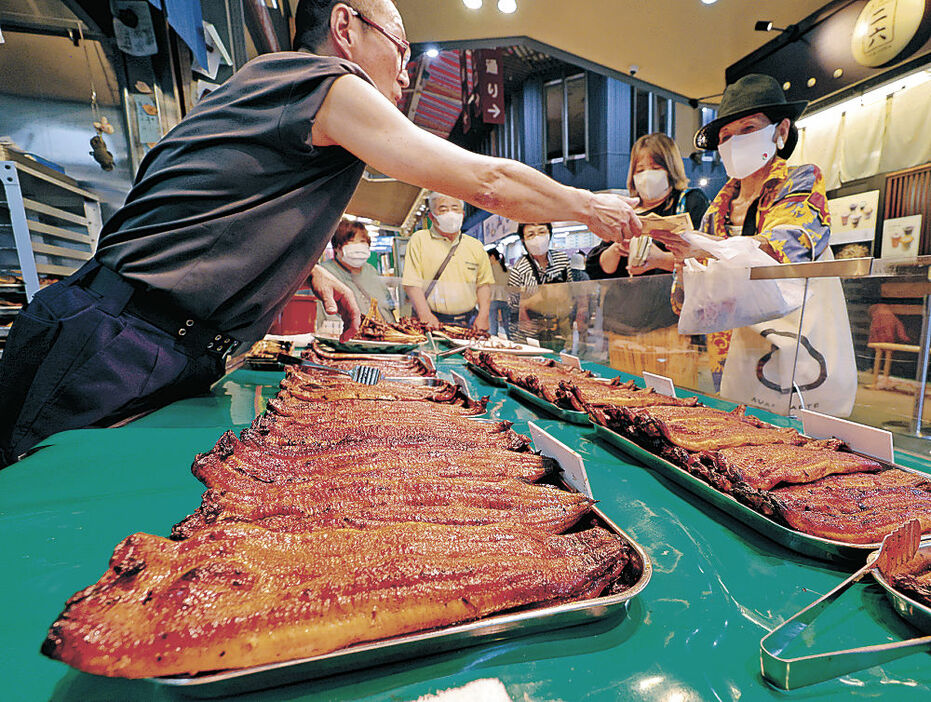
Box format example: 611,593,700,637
720,247,856,417
677,237,805,335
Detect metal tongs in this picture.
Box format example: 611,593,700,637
760,519,931,689
425,331,469,359
276,353,382,385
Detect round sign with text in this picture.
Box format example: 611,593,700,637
851,0,931,67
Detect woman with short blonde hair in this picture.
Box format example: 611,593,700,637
587,132,708,281
626,132,690,195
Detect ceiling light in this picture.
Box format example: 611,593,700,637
701,0,719,5
463,0,482,8
426,48,439,58
699,177,709,187
498,0,517,13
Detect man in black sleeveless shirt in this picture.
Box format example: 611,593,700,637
0,0,642,467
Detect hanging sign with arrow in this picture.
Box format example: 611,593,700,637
477,49,505,125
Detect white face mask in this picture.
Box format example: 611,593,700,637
433,211,464,234
524,234,550,256
338,242,371,268
633,169,671,203
718,124,778,180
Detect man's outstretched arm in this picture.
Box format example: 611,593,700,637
313,75,641,244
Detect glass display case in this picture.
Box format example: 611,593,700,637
496,256,931,455
308,257,931,454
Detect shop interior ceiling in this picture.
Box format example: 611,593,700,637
0,0,827,229
391,0,828,101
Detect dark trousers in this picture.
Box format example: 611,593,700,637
0,263,224,467
434,310,477,327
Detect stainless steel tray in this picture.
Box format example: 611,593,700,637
316,335,424,354
465,361,508,387
149,503,652,697
871,545,931,633
507,383,591,425
591,422,881,562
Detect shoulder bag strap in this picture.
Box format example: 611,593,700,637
423,239,461,300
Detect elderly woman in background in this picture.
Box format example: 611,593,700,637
318,219,394,327
508,222,574,351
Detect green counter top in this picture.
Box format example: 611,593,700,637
2,360,929,701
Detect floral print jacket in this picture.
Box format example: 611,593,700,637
675,158,832,389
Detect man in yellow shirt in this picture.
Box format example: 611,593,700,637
402,193,494,330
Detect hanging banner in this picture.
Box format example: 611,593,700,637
477,48,505,125
460,49,477,134
147,0,209,68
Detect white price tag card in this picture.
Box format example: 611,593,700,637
799,410,894,463
643,371,676,398
559,352,582,369
526,337,540,347
450,370,471,398
528,422,592,498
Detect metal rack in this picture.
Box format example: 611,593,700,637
0,155,103,352
1,156,102,302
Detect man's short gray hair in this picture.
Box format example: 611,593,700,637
426,192,464,213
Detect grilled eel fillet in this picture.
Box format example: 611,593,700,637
299,347,431,377
246,413,533,452
279,368,482,408
769,470,931,544
478,355,600,406
890,550,931,607
171,471,593,538
263,398,500,429
43,522,629,678
356,300,427,343
598,404,806,455
679,442,877,514
561,379,700,413
267,397,486,421
699,442,878,492
193,431,554,486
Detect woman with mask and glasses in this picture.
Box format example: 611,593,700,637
508,223,576,351
654,73,855,415
319,218,394,327
586,133,708,280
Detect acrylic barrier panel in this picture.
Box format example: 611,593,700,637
828,257,931,454
506,273,828,419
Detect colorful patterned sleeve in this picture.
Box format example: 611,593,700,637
754,164,831,264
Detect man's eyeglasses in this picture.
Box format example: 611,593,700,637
345,5,411,73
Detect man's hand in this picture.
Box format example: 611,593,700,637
651,230,722,263
420,311,442,329
587,193,642,244
472,312,490,332
309,265,360,341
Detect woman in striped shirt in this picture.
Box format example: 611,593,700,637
507,223,575,350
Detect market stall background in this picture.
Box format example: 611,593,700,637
3,358,931,701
